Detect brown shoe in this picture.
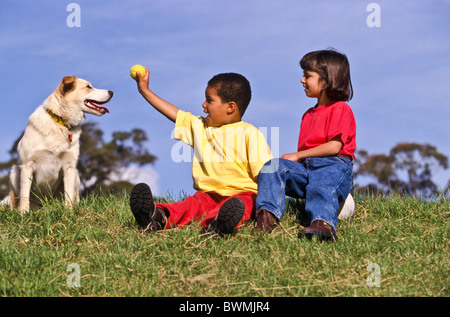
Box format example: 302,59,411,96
145,207,168,232
299,220,337,241
255,209,277,233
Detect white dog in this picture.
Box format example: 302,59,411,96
1,76,113,213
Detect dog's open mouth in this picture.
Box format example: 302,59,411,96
84,100,110,114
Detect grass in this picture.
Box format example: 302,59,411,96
0,192,448,297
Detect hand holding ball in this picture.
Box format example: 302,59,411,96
130,65,147,80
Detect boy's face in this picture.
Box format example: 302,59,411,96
202,86,229,126
300,70,324,98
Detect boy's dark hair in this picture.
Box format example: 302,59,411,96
208,73,252,116
300,49,353,101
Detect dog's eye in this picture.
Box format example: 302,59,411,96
86,85,93,89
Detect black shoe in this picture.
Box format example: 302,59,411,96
130,183,167,232
206,197,245,235
130,183,154,229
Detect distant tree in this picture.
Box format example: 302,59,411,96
0,133,23,198
444,181,450,198
355,142,448,197
0,123,156,198
77,122,156,195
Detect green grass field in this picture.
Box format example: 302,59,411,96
0,193,448,297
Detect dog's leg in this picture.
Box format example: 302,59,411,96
6,165,20,209
18,163,34,214
0,165,20,210
63,165,79,208
9,190,16,209
74,173,80,204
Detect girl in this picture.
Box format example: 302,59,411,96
255,49,356,241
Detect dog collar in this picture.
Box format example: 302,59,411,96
46,109,67,127
46,109,73,142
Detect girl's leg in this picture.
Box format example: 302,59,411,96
304,157,353,231
256,158,308,221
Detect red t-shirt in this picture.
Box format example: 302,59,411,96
297,101,356,159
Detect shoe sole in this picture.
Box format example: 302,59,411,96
214,197,245,234
129,183,154,228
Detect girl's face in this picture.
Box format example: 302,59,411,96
300,70,324,98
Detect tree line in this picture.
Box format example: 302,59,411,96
354,142,448,198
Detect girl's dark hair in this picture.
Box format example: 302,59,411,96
207,73,252,116
300,49,353,101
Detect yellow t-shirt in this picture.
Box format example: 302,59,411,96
173,110,273,196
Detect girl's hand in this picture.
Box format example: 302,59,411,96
281,138,343,162
281,152,301,162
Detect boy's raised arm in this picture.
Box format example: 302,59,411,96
136,67,179,123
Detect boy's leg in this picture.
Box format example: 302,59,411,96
202,192,256,234
206,197,245,235
233,192,257,226
158,191,218,229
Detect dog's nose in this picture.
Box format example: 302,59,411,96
108,91,113,97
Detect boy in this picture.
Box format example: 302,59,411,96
130,68,272,236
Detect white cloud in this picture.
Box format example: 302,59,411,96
111,165,160,196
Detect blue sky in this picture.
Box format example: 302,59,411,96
1,0,449,197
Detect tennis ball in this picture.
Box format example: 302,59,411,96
130,64,146,80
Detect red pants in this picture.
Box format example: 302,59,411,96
156,191,257,229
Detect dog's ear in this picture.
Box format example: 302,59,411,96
60,76,77,95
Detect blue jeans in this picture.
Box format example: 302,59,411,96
256,157,353,231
